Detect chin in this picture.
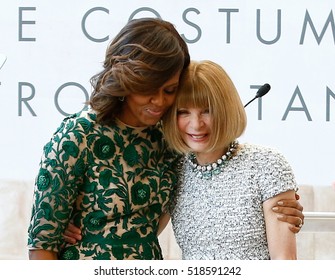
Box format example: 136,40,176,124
188,145,207,153
142,119,160,126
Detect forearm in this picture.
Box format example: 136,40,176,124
29,249,58,260
157,213,171,236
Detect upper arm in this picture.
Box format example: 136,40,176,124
263,190,297,260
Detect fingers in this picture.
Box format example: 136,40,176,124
63,234,78,244
63,225,82,244
288,224,301,234
275,213,303,233
67,223,82,234
63,230,82,244
276,212,303,225
273,206,304,221
276,199,304,212
272,198,305,233
63,228,82,239
295,193,300,200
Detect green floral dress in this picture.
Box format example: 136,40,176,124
27,109,178,260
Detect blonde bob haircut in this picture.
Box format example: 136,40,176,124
163,60,247,154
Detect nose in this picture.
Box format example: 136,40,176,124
189,113,204,130
150,91,165,107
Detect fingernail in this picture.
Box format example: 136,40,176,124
277,201,284,205
277,214,284,219
272,207,279,212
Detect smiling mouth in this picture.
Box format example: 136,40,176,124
188,134,208,140
146,108,164,117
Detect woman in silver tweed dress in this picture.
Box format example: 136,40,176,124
161,60,299,259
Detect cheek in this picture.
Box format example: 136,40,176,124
125,96,137,109
127,94,150,106
177,118,186,131
202,115,212,128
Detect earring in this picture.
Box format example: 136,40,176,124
118,96,125,102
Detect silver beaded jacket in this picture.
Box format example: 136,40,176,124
170,143,298,260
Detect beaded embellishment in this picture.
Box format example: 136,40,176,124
187,140,239,179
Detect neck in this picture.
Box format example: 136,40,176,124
194,148,227,166
188,140,239,180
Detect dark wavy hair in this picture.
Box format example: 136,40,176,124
89,18,190,124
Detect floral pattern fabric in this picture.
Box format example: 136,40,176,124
28,108,178,260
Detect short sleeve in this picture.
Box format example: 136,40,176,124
257,147,298,202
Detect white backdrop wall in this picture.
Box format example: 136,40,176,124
0,0,334,186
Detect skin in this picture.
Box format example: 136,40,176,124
176,107,220,164
263,191,297,259
273,197,304,233
29,250,57,260
173,106,297,259
116,72,181,127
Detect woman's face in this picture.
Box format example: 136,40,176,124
118,71,181,127
177,107,212,153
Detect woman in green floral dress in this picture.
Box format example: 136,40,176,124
27,18,190,260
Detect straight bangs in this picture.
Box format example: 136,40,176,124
175,73,210,109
